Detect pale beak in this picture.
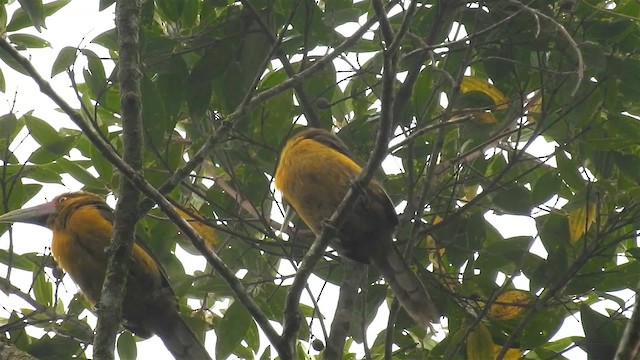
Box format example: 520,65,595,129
0,201,57,227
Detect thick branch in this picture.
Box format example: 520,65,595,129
0,341,37,360
93,1,143,359
324,261,365,359
371,0,394,46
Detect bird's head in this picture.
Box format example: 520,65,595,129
0,192,107,229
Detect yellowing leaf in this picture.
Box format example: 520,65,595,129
463,185,480,201
424,234,446,265
528,94,542,114
467,322,494,360
568,203,597,245
527,94,543,124
492,345,523,360
176,205,218,250
489,290,532,321
460,76,508,110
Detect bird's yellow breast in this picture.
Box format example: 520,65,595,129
50,205,111,303
50,204,161,305
275,136,362,233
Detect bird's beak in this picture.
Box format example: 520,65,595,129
0,201,57,227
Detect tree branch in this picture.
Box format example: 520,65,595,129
137,3,387,215
614,277,640,359
0,340,37,360
93,1,143,359
280,5,400,354
324,261,365,359
0,36,289,358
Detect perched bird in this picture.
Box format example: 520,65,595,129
275,128,439,327
0,192,211,360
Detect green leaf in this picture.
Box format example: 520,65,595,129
81,49,106,84
0,250,39,271
16,0,45,31
245,318,260,353
215,301,251,360
24,114,60,145
260,346,271,360
91,28,118,51
187,46,234,118
156,0,184,22
491,184,533,215
0,45,29,75
181,0,199,27
23,115,76,164
521,306,565,348
555,148,584,190
8,33,50,48
0,113,19,149
53,158,105,189
99,0,115,11
579,305,625,358
33,271,52,307
25,164,63,183
27,334,81,360
29,136,76,164
532,171,562,205
0,6,7,32
8,0,71,32
117,332,137,360
51,46,76,77
0,67,5,92
90,143,113,182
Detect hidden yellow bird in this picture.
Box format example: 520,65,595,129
0,192,210,360
275,128,439,327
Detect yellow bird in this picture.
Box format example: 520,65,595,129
0,192,210,360
275,128,439,327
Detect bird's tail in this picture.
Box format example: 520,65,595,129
154,310,211,360
370,244,439,328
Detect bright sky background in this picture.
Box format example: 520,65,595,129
1,1,628,359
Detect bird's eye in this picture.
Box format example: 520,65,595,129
58,196,68,203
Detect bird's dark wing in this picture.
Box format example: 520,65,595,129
96,203,175,295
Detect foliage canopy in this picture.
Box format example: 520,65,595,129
1,0,640,359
